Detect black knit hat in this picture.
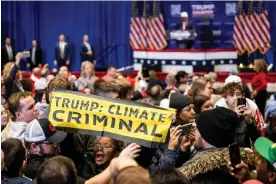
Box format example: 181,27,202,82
169,92,192,110
197,107,239,148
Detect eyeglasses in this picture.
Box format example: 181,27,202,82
94,143,114,151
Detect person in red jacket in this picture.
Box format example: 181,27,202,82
252,59,268,117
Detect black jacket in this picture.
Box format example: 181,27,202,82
27,47,43,69
176,21,194,30
1,177,32,184
1,45,16,69
4,64,24,99
80,43,96,63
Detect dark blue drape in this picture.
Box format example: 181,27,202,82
2,1,133,71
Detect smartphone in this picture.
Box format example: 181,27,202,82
181,123,193,136
237,98,246,106
22,51,30,58
229,143,241,171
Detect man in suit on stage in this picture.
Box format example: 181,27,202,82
27,40,43,70
1,37,16,69
176,12,196,49
80,35,96,64
54,34,71,68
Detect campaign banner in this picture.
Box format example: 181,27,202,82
48,90,175,148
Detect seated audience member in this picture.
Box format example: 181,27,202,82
94,79,119,99
1,138,32,184
151,167,191,184
165,73,177,91
1,104,9,130
34,67,49,91
2,92,38,142
188,78,212,99
179,107,256,184
76,61,98,93
24,118,67,180
215,75,266,136
169,92,195,125
102,66,117,82
219,82,260,147
231,137,276,184
3,53,24,99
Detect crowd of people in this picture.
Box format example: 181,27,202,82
1,52,276,184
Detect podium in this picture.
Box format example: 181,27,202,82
166,29,195,49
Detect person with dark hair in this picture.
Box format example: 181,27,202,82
1,92,38,142
1,138,32,184
151,167,191,184
116,80,133,100
35,156,78,184
94,80,119,99
102,66,117,82
179,107,256,184
193,95,213,114
175,71,188,87
230,137,276,184
80,35,96,64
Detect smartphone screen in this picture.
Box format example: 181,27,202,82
181,123,193,136
237,98,246,106
229,143,241,169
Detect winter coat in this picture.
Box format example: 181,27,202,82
179,148,258,184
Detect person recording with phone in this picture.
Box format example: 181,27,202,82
221,82,260,148
149,92,196,172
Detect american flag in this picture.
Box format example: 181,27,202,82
129,1,167,51
233,1,270,55
233,1,246,55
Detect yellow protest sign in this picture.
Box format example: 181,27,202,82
48,90,175,148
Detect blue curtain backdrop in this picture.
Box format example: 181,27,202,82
2,1,276,71
1,1,133,71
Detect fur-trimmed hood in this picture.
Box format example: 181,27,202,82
178,148,257,180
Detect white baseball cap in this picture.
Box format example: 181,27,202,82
25,119,67,143
180,12,188,18
224,75,242,86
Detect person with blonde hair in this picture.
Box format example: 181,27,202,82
252,59,268,116
76,61,98,93
3,53,24,99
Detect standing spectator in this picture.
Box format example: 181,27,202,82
1,37,16,69
188,78,212,99
24,118,67,180
252,59,268,116
27,40,43,70
54,34,71,68
179,107,256,184
76,61,98,93
1,138,32,184
102,66,117,82
169,92,195,125
80,35,96,64
3,53,24,99
2,92,38,142
175,71,188,88
216,75,266,136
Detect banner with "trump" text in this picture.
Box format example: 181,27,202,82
48,90,175,148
